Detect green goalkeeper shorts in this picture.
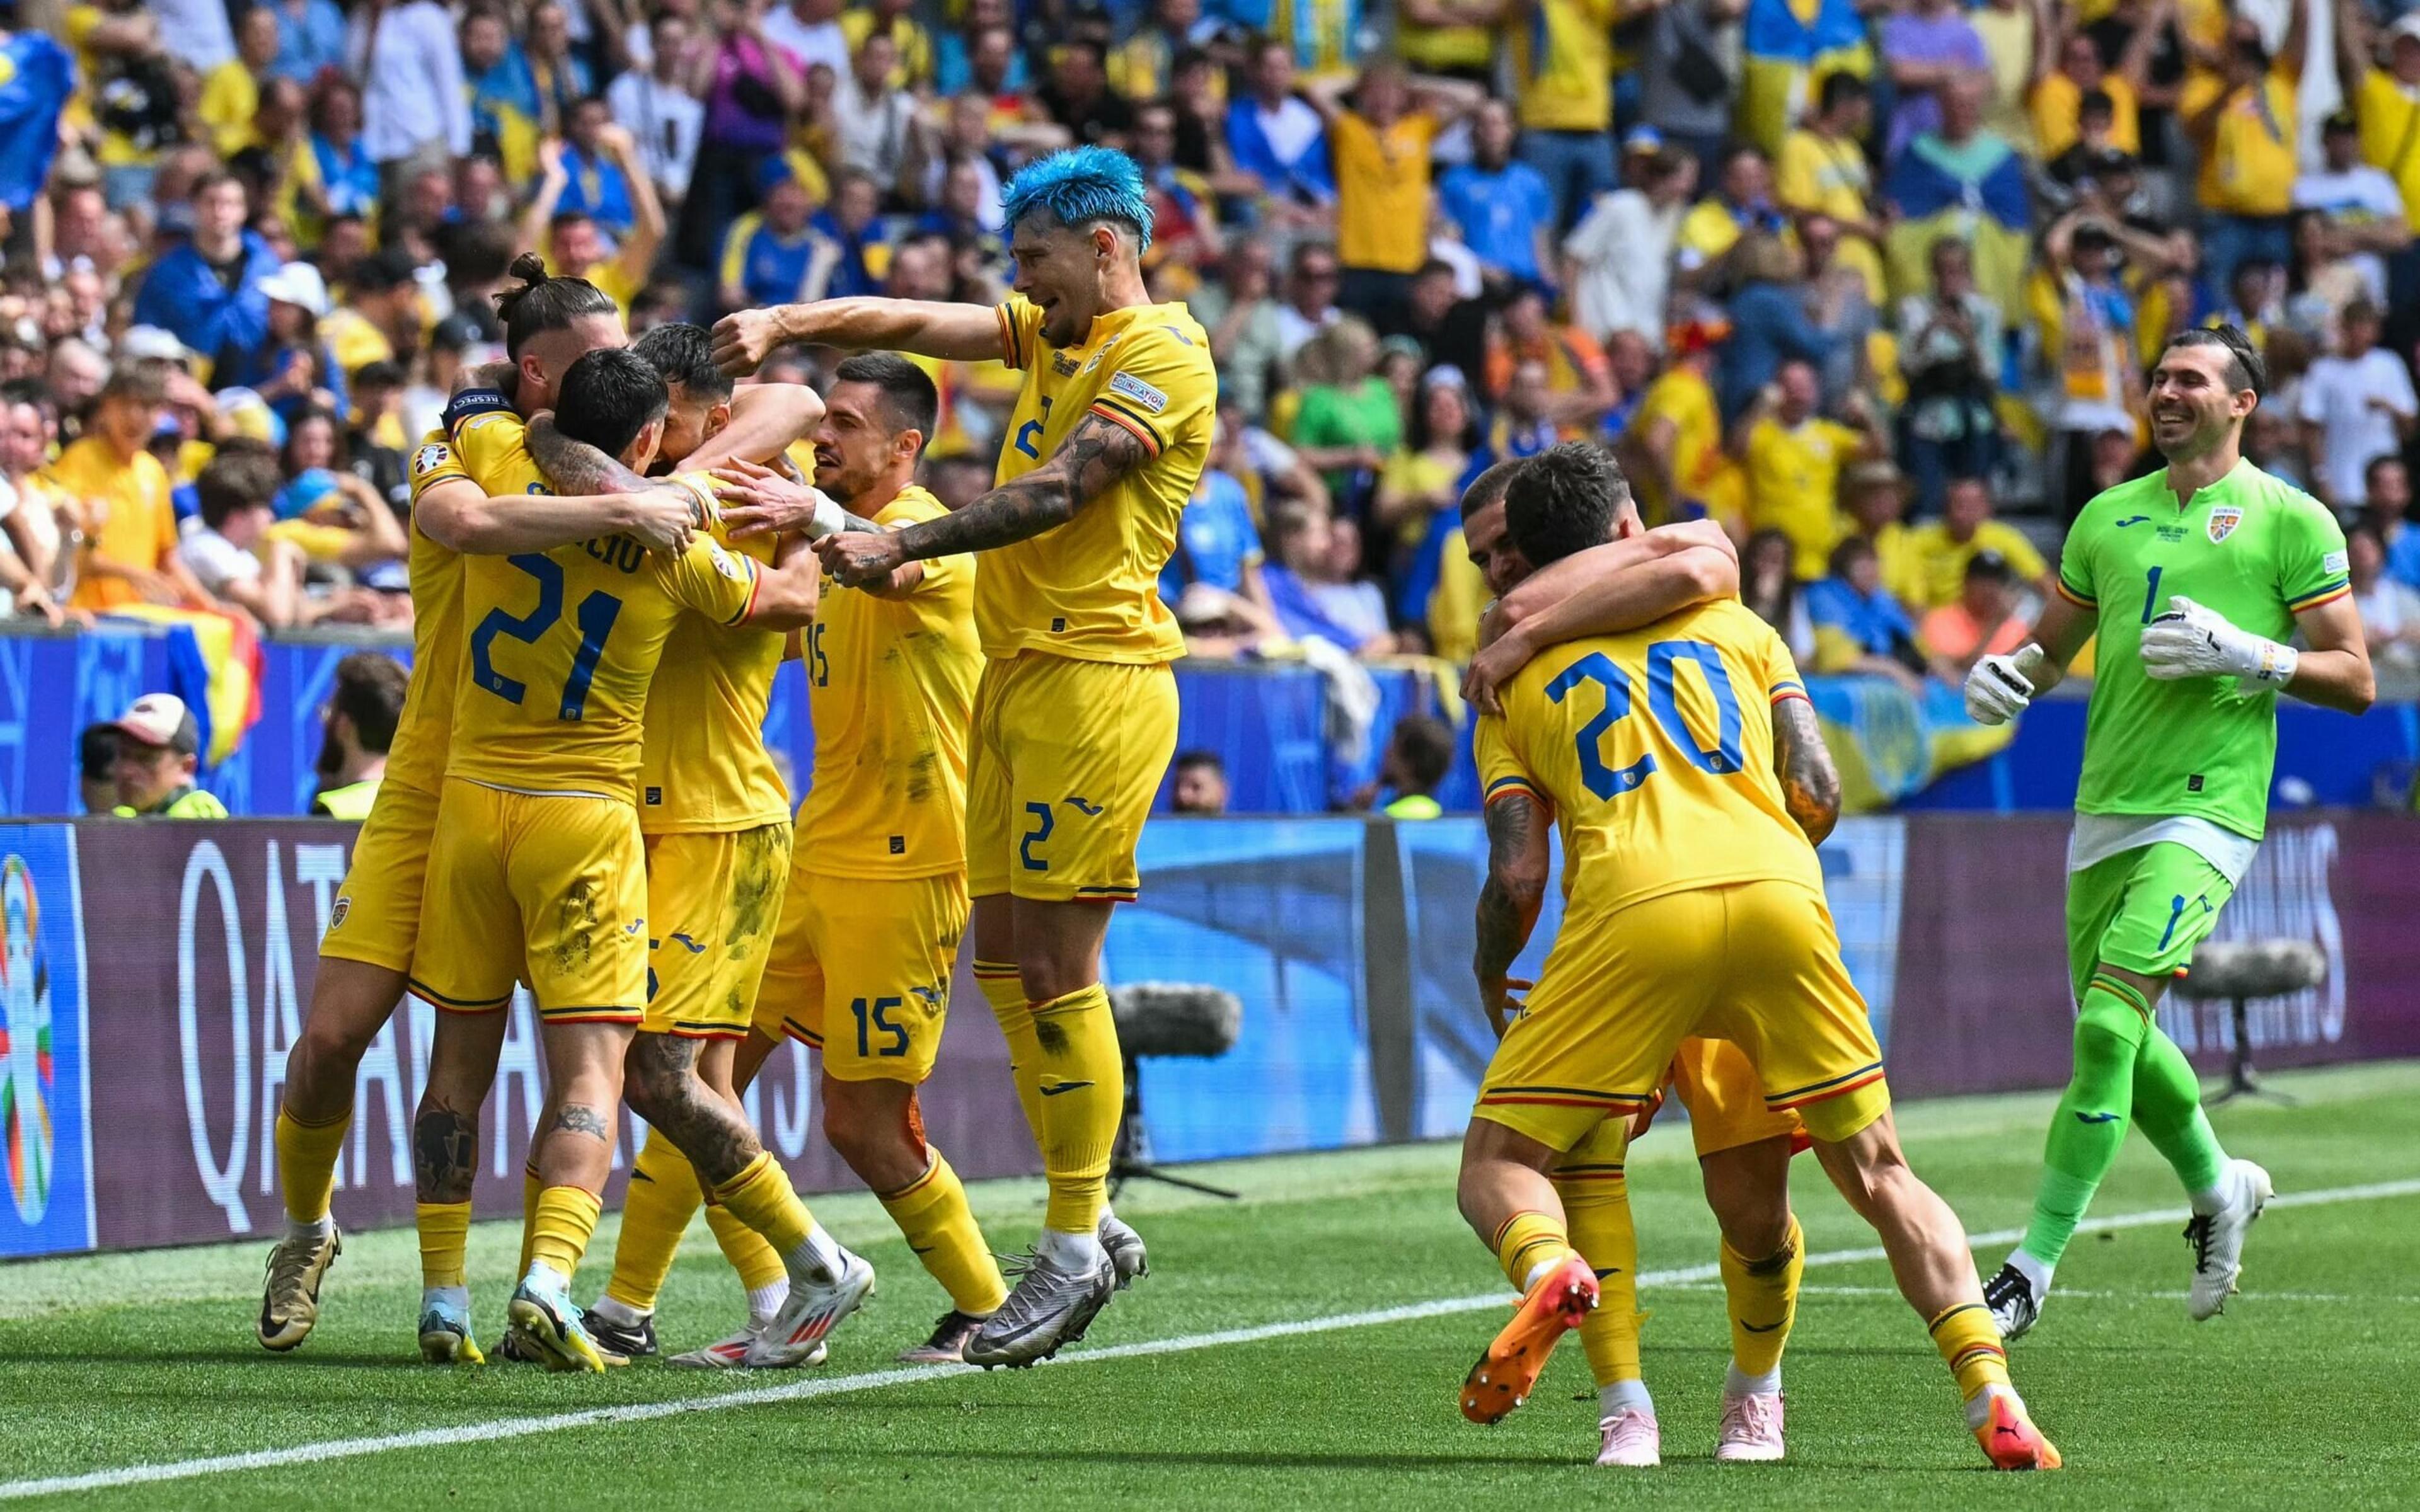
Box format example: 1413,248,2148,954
2065,842,2237,1029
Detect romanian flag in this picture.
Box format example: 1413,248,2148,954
100,605,263,767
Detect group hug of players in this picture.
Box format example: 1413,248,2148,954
246,146,2373,1473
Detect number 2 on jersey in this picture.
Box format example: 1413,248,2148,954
469,553,626,720
1545,638,1745,801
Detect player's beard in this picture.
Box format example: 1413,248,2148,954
314,728,342,781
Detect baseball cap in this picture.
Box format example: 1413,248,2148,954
1620,125,1665,155
1843,458,1907,492
118,325,193,364
113,693,200,756
258,261,331,319
2390,12,2420,45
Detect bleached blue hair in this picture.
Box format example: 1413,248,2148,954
999,146,1154,254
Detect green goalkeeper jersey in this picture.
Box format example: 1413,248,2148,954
2056,459,2350,842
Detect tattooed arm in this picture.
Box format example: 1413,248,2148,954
1770,694,1841,845
815,410,1149,587
1474,791,1552,1039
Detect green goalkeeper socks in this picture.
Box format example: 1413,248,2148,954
2019,976,2148,1269
2129,1026,2228,1198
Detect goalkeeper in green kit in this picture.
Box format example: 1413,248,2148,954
1962,326,2376,1339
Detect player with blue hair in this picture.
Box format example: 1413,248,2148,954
710,147,1216,1366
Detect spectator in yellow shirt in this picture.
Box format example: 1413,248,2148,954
2186,6,2307,307
1838,457,1930,609
2346,9,2420,238
49,367,220,615
2032,26,2145,159
1506,0,1620,229
1676,144,1790,292
1735,358,1886,578
1777,71,1887,301
841,0,932,89
1303,63,1485,326
197,4,282,157
519,126,666,318
1624,317,1748,530
1906,474,2051,609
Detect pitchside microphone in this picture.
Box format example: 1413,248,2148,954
1107,983,1244,1200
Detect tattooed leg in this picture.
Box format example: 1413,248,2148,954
623,1031,766,1188
533,1020,636,1194
413,1009,510,1201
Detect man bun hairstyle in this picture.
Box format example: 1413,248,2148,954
493,251,617,360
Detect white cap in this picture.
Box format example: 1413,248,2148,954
2390,12,2420,45
113,692,200,755
117,324,193,364
256,261,331,319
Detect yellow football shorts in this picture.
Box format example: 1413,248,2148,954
321,777,439,973
642,822,792,1041
756,869,969,1084
1670,1036,1806,1158
965,651,1179,904
407,780,648,1024
1475,879,1888,1152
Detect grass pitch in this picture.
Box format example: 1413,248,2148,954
5,1062,2419,1509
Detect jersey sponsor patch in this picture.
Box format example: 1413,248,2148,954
2323,549,2350,576
2206,505,2242,543
412,442,453,478
708,542,748,581
1107,370,1170,414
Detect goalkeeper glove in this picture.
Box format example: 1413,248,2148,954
2138,594,2298,685
1964,643,2048,726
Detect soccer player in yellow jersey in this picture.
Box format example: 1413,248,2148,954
1457,445,2061,1471
404,348,824,1373
259,260,698,1354
1457,459,1811,1464
604,355,1012,1368
713,146,1207,1365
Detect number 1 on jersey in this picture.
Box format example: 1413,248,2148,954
2140,564,2164,625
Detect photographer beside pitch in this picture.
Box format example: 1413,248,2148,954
1961,325,2375,1339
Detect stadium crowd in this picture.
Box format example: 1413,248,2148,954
6,0,2420,688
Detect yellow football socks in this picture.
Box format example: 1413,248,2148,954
604,1131,705,1313
1027,983,1122,1237
879,1150,1008,1316
528,1186,603,1280
1492,1209,1577,1293
976,961,1044,1135
705,1201,787,1293
416,1201,471,1290
1928,1302,2012,1400
275,1107,350,1226
1554,1171,1642,1388
1720,1216,1802,1379
517,1166,542,1278
714,1151,814,1256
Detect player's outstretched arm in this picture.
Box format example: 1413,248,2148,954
683,383,827,474
2283,593,2377,714
709,456,885,540
413,473,699,557
1474,790,1550,1039
710,298,1004,375
815,410,1147,587
1462,522,1740,713
1770,694,1842,845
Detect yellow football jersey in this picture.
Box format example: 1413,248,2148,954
796,485,981,879
389,428,471,794
441,415,761,801
986,295,1214,665
1475,600,1822,918
637,477,788,835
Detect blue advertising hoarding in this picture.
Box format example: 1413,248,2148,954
0,823,92,1258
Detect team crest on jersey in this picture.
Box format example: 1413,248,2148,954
2206,505,2242,543
1107,370,1169,414
412,443,452,478
328,896,350,931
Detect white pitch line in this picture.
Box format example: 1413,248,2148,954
6,1176,2416,1503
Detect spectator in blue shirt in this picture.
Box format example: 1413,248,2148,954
1226,38,1335,216
1720,231,1845,420
812,169,892,301
718,156,826,312
551,97,635,238
266,0,348,83
1435,101,1556,289
1163,462,1281,652
132,171,279,383
1804,535,1929,691
0,23,71,214
2364,455,2420,593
